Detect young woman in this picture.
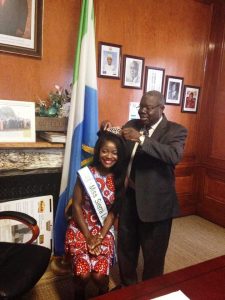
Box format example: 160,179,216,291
65,129,126,299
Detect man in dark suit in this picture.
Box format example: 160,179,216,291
118,90,188,286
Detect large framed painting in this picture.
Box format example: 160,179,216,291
0,0,43,58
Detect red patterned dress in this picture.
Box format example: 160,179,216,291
65,166,116,276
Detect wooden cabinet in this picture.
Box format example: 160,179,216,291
196,0,225,227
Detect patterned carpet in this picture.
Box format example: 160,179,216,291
24,215,225,299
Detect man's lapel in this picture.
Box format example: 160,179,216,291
151,115,167,140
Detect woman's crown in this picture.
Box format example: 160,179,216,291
106,126,122,135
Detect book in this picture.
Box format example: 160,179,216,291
39,131,66,143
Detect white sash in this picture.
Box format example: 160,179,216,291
78,166,115,238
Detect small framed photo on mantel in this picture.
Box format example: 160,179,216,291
181,85,200,113
98,42,122,79
122,55,145,89
0,99,36,142
165,76,184,105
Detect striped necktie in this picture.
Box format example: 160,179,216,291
143,125,151,136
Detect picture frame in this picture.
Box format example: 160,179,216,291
165,76,184,105
0,99,36,142
122,55,145,89
181,85,200,113
98,41,122,79
144,66,165,93
0,0,43,58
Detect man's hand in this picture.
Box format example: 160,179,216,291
100,120,113,131
122,127,141,142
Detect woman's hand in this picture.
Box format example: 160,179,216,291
86,233,103,255
89,245,101,256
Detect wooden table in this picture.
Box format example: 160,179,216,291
92,256,225,300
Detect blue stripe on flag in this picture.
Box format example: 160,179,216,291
83,86,98,149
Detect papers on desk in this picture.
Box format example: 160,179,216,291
151,290,190,300
39,131,66,143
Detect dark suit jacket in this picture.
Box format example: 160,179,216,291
123,115,188,222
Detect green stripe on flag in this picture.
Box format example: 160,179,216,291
73,0,89,82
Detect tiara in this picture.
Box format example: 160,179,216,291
106,126,122,135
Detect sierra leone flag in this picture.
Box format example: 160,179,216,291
53,0,98,256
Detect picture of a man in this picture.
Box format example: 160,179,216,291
126,60,141,83
102,53,117,76
168,82,179,100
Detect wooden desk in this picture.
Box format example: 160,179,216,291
92,256,225,300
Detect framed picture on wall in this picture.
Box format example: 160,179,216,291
98,42,122,79
0,99,36,142
0,0,43,58
122,55,145,89
144,66,165,93
181,85,200,113
164,76,184,105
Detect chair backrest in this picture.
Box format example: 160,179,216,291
0,211,40,244
0,211,51,298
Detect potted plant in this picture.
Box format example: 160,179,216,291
36,85,71,132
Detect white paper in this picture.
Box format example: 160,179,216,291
129,102,140,120
0,195,53,250
151,290,190,300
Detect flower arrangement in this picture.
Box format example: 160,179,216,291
36,84,71,118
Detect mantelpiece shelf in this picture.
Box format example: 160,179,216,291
0,139,64,149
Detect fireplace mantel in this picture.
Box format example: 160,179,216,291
0,140,64,175
0,140,65,216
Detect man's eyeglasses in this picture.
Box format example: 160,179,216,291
136,104,161,112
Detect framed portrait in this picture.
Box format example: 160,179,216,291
0,0,43,58
164,76,184,105
144,66,165,93
98,42,122,79
122,55,145,89
0,99,36,142
181,85,200,113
